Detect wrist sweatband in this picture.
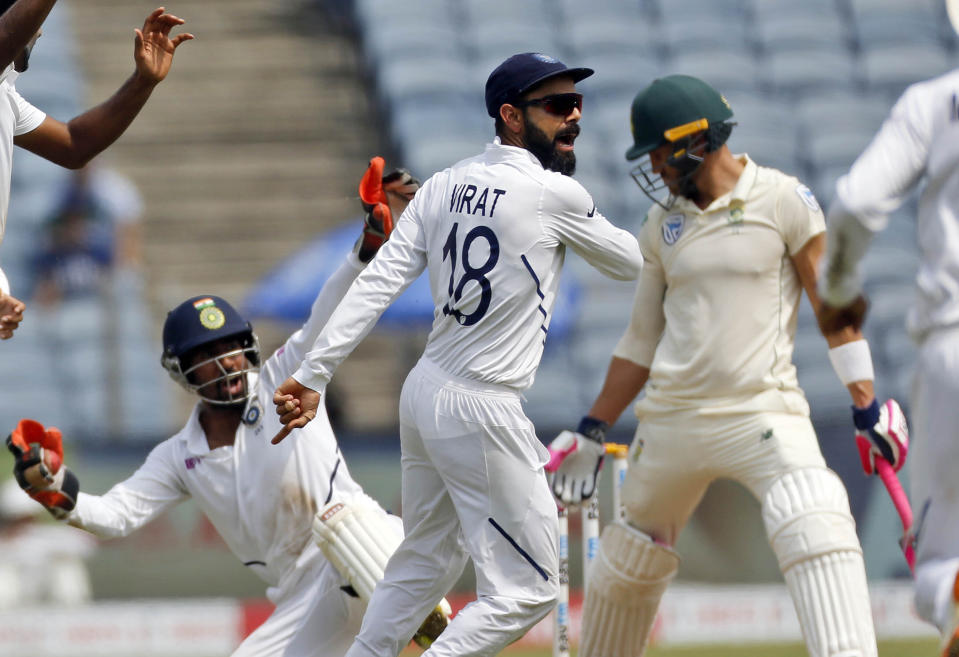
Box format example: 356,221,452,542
828,339,874,386
577,416,609,444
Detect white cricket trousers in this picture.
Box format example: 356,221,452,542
345,358,559,657
910,327,959,630
232,556,366,657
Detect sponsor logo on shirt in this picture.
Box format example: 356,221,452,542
795,184,820,213
185,457,201,470
662,214,685,245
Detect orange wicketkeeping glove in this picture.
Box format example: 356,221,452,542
356,156,419,262
6,418,79,519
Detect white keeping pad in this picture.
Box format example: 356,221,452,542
312,500,402,601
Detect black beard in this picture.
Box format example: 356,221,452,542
523,117,578,176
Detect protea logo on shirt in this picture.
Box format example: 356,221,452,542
662,214,685,245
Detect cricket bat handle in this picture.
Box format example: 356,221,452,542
875,457,916,574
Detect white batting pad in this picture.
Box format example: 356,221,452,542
762,468,862,570
763,468,876,657
579,522,679,657
784,552,877,657
312,500,402,601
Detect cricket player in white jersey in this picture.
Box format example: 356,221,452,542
818,5,959,655
547,75,908,657
4,165,450,656
272,52,642,657
0,1,192,340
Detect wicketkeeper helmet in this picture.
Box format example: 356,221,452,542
161,295,260,405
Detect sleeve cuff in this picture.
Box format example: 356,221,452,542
292,364,330,393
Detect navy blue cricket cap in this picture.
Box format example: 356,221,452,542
485,52,594,118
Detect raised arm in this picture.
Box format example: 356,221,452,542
271,163,419,378
14,8,192,169
272,186,429,444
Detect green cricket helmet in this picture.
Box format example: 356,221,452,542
626,75,735,208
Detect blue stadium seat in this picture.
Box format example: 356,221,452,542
658,18,752,57
375,56,474,107
860,46,953,96
462,0,551,24
559,0,645,23
749,0,842,22
468,22,564,68
761,49,859,96
402,137,483,179
665,51,761,94
797,90,891,137
576,53,664,103
652,0,749,22
853,13,944,50
564,15,659,59
752,15,851,54
353,0,454,29
361,21,463,71
847,0,938,22
802,126,878,177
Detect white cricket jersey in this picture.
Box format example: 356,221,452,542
67,255,372,595
615,156,825,417
0,65,44,293
0,65,44,247
294,137,641,391
830,69,959,341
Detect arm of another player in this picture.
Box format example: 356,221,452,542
818,85,931,332
13,8,192,169
547,254,663,506
542,181,642,281
273,190,430,444
275,159,419,378
0,0,57,73
793,234,907,474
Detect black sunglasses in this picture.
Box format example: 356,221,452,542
512,93,584,117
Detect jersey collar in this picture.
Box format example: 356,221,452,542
672,154,757,215
487,136,545,169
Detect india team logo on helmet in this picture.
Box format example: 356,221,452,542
161,295,260,406
193,297,227,330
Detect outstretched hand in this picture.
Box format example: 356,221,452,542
272,377,322,444
133,8,194,85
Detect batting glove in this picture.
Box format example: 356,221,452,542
356,157,419,263
6,418,79,519
852,398,909,475
546,416,608,508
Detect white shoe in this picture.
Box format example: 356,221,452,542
942,572,959,657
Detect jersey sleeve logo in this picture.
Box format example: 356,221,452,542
795,184,821,213
662,214,685,245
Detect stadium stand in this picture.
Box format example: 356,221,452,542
348,0,949,433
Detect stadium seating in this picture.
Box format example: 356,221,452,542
0,3,172,442
347,0,945,442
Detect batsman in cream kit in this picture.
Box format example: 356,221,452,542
548,75,906,657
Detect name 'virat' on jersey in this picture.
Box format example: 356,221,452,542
415,139,641,389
